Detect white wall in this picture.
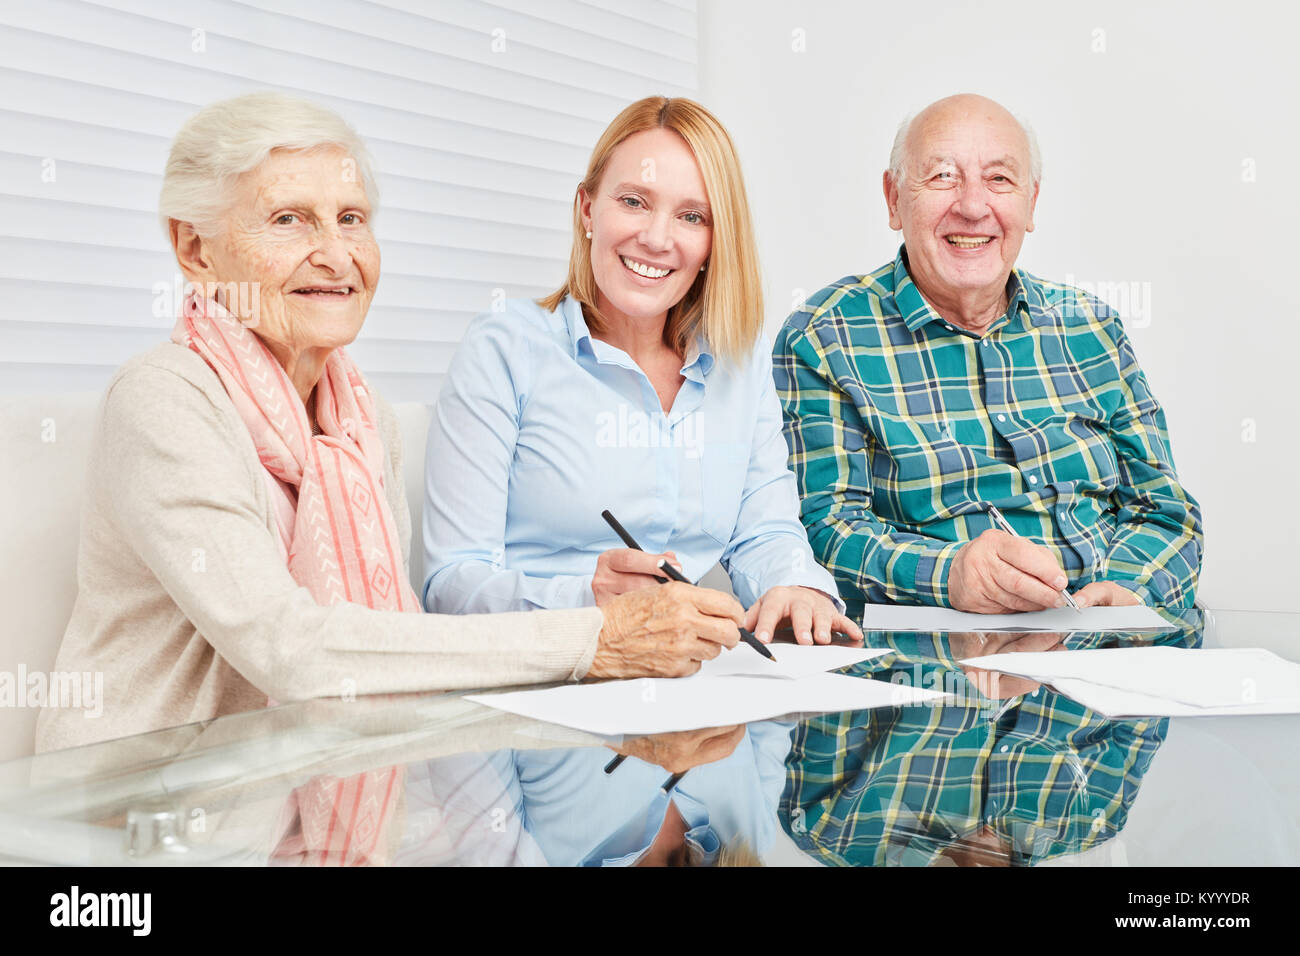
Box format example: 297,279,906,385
0,0,697,403
3,0,1293,613
698,0,1298,612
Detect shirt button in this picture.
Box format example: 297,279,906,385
999,744,1009,753
944,324,954,331
982,340,990,348
997,414,1007,423
1028,475,1039,485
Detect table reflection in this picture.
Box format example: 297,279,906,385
392,720,795,867
780,618,1202,866
5,612,1269,868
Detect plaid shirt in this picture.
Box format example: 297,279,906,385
779,628,1183,866
773,247,1203,611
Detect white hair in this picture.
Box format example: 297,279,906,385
887,104,1042,188
158,92,379,237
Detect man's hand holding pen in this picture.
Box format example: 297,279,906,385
949,529,1075,613
948,527,1141,614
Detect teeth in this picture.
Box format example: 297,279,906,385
620,256,672,279
946,236,992,248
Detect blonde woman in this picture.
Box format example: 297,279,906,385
424,96,860,650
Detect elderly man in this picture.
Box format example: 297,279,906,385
774,93,1202,615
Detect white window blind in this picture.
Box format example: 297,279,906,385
0,0,698,401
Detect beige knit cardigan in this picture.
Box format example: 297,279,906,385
35,343,602,753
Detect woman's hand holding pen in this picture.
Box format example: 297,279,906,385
744,586,863,646
591,547,684,606
589,581,745,679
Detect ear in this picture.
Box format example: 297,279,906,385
883,171,902,231
1025,181,1040,233
170,220,216,286
577,186,593,236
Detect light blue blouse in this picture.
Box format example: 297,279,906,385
396,721,796,866
422,294,840,613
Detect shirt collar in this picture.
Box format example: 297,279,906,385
892,245,1032,336
579,789,716,867
1015,270,1059,330
560,294,595,360
560,294,715,379
681,336,715,381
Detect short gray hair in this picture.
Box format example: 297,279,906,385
158,92,379,237
887,108,1042,188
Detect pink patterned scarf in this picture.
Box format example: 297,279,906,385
173,291,416,865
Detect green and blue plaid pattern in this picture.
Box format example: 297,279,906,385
780,628,1183,866
773,247,1203,611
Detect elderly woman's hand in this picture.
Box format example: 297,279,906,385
744,586,863,646
589,582,744,679
607,725,746,774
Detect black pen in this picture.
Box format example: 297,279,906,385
604,753,626,774
661,771,687,792
606,751,685,790
607,752,685,792
654,558,776,662
599,510,775,662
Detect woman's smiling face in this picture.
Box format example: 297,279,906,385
579,127,712,330
196,144,380,357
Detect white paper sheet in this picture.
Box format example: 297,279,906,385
1046,678,1300,718
861,603,1173,633
697,643,890,679
465,672,949,736
959,647,1300,709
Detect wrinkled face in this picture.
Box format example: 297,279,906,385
885,102,1038,309
579,127,712,329
197,145,379,357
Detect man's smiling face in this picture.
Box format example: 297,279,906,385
885,95,1039,317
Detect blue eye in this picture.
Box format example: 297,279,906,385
621,196,643,208
682,211,704,225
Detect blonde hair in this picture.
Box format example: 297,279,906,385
539,96,763,364
159,92,379,238
713,840,763,867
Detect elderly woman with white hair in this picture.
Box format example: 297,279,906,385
35,94,746,840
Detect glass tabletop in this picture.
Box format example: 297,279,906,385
1,608,1295,866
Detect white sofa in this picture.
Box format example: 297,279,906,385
0,393,434,763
